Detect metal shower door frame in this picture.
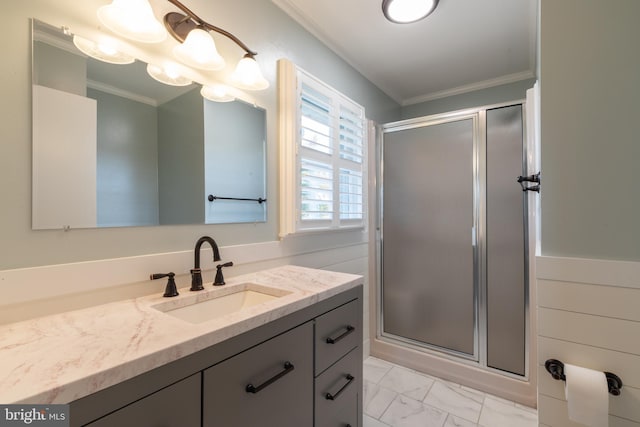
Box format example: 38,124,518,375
378,109,483,363
376,101,530,379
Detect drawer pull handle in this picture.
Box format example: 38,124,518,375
246,361,295,394
325,374,355,401
326,325,355,344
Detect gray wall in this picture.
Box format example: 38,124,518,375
204,100,266,224
400,79,536,120
536,4,640,425
158,88,205,225
33,41,86,96
90,89,160,227
0,0,400,270
540,0,640,261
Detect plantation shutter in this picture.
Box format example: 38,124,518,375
296,70,366,231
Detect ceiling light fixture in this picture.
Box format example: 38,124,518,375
146,63,193,86
163,0,269,90
382,0,440,24
98,0,166,43
72,35,135,65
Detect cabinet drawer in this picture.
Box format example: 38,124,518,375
84,374,200,427
315,348,361,427
202,322,313,427
315,299,360,375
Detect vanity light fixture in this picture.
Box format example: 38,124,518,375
146,63,193,86
97,0,269,90
230,54,270,91
201,84,236,103
382,0,440,24
173,27,225,70
97,0,166,43
72,35,135,65
163,0,269,90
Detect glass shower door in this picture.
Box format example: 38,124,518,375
486,105,526,376
381,116,478,358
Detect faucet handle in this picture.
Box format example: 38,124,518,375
213,262,234,286
150,272,179,298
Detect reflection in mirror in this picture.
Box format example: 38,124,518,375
31,19,266,230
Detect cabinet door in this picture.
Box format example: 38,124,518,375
84,374,200,427
203,322,313,427
315,348,361,427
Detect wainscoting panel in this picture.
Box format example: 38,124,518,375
538,279,640,321
538,395,640,427
538,337,640,389
537,256,640,427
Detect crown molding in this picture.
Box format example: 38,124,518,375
87,79,158,107
271,0,404,104
33,29,84,57
402,70,536,107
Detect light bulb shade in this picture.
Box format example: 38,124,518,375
72,35,135,65
98,0,166,43
230,56,269,91
382,0,439,24
146,63,192,86
173,28,225,70
201,85,236,102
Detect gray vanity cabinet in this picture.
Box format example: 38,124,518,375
203,322,313,426
315,299,360,374
314,299,362,427
70,286,362,427
84,374,200,427
315,349,360,427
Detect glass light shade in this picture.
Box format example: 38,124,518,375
98,0,166,43
382,0,438,24
201,85,235,102
173,28,225,70
230,56,269,91
146,63,192,86
72,35,135,65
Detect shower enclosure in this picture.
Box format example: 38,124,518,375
378,102,529,378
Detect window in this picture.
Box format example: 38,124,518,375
279,60,367,236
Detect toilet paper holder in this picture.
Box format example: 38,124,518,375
545,359,623,396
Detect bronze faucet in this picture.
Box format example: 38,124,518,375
190,236,221,291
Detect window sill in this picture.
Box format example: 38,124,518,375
279,225,366,239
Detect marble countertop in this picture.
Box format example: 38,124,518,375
0,265,362,404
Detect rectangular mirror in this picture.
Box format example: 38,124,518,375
31,19,267,230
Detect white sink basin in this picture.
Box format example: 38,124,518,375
152,283,290,324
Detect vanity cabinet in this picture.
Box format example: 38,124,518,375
203,322,313,426
315,299,360,374
70,286,362,427
315,299,362,427
84,374,200,427
316,349,360,427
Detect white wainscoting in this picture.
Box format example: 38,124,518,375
0,234,368,330
537,256,640,427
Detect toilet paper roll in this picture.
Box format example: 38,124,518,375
564,363,609,427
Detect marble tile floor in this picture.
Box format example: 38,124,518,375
363,357,538,427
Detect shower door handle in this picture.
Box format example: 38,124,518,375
471,227,477,247
517,172,541,192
